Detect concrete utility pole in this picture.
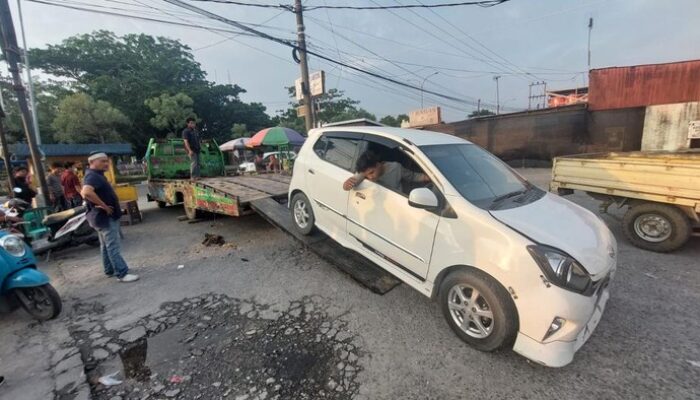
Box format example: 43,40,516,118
294,0,314,132
420,71,438,108
587,17,593,71
0,0,48,199
16,0,40,145
493,75,501,115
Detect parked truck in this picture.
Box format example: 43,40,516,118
550,150,700,252
144,138,290,219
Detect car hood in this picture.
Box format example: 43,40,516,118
490,193,616,278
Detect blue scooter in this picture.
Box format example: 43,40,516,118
0,230,62,320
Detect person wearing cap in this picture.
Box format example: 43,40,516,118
81,152,139,283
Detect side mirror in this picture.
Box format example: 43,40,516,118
408,187,438,209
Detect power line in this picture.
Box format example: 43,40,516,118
186,0,510,11
161,0,494,108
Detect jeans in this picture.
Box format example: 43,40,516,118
96,218,130,278
190,152,201,178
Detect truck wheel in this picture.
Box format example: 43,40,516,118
157,201,167,208
184,204,200,220
438,269,518,352
291,192,315,235
622,202,691,252
15,284,62,321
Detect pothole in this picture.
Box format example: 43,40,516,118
68,294,362,400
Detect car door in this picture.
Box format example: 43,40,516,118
307,132,363,240
346,136,440,281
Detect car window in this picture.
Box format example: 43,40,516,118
313,135,360,171
360,137,431,197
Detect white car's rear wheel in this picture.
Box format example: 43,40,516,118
439,269,518,352
291,192,315,235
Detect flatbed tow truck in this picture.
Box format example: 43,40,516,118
144,138,400,293
144,138,291,220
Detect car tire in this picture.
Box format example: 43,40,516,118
622,202,691,253
291,192,315,235
438,269,518,352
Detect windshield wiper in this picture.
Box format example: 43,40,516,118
490,189,527,209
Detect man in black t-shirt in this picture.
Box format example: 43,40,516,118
81,152,139,283
182,117,201,180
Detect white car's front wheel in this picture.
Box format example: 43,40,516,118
291,192,315,235
439,269,518,352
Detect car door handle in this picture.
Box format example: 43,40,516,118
308,169,315,174
355,192,366,200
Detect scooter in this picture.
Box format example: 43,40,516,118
0,229,62,320
3,199,99,255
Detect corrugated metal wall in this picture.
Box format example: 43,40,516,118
588,60,700,111
642,102,700,151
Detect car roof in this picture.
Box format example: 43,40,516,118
310,126,470,146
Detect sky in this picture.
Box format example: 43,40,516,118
10,0,700,122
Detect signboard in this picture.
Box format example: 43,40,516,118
296,106,307,117
689,120,700,139
295,70,325,101
408,106,442,127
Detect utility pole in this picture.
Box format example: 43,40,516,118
294,0,313,132
0,0,48,200
587,17,593,71
420,71,438,108
493,75,501,115
16,0,40,145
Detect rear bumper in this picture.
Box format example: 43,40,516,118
512,286,610,367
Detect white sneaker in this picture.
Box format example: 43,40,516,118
119,274,140,283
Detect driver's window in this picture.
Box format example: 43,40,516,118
360,138,431,197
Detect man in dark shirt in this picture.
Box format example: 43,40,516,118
81,152,139,283
12,166,36,205
182,117,201,180
47,162,67,212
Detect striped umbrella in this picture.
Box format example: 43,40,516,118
247,127,305,148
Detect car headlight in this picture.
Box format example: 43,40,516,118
527,245,591,294
1,235,27,257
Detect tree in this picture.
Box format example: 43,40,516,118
29,31,272,152
145,92,196,135
52,93,130,143
380,114,409,127
230,123,248,139
273,88,376,132
468,109,496,118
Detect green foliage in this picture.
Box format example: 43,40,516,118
144,92,196,134
379,114,409,127
29,31,271,153
0,79,73,143
230,123,248,139
468,109,496,118
273,87,376,131
52,93,130,143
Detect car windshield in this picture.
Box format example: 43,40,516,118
420,143,530,209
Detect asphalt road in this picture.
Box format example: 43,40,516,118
0,169,698,400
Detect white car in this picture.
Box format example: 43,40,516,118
288,127,617,367
239,151,296,173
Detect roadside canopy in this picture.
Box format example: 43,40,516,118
219,137,250,151
247,127,305,148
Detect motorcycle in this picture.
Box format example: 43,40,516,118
2,199,99,255
0,229,62,320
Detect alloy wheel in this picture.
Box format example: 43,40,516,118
447,284,494,339
293,199,310,229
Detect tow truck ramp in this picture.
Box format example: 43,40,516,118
250,197,401,295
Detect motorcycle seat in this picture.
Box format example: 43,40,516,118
43,206,87,226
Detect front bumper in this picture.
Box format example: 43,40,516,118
512,283,611,367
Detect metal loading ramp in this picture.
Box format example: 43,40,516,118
250,197,402,295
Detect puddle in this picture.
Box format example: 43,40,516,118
78,294,362,400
